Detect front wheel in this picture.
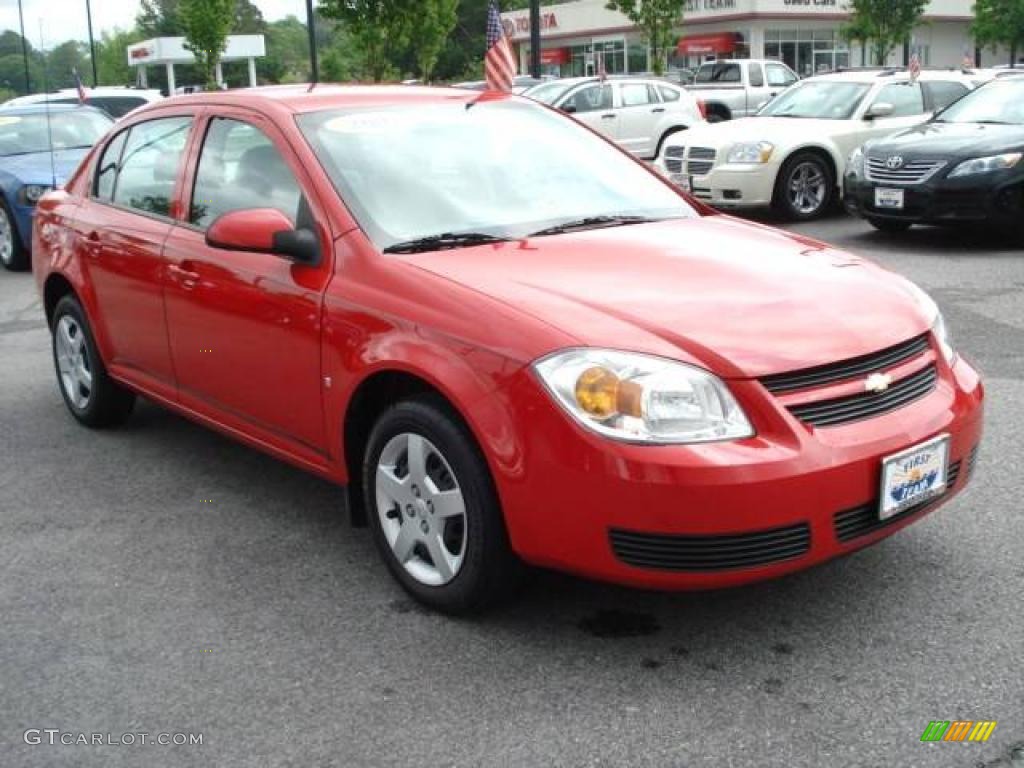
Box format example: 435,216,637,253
867,217,912,233
363,395,521,614
51,295,135,427
0,198,28,272
774,153,834,221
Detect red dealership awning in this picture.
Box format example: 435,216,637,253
677,33,737,55
539,48,570,65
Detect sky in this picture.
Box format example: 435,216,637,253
0,0,308,48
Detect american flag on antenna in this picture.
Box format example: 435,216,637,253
72,67,86,104
484,0,516,92
909,51,921,82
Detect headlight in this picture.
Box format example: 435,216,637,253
905,282,956,365
727,141,774,164
19,184,50,205
847,146,864,176
533,349,754,444
948,152,1022,178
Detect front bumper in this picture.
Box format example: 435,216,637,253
495,353,984,590
665,161,780,208
843,170,1024,225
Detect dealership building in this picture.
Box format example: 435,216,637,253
501,0,1009,79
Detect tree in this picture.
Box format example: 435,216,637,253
137,0,182,36
605,0,684,75
841,0,928,65
179,0,235,89
973,0,1024,66
44,41,88,90
411,0,459,80
317,0,418,82
95,28,144,86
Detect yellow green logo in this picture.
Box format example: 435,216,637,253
920,720,997,742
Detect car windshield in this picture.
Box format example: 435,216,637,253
759,81,871,119
0,110,112,156
522,80,577,105
934,79,1024,124
297,99,695,251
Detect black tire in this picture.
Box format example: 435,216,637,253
362,394,522,614
51,295,135,428
773,152,835,221
0,197,29,272
867,217,912,233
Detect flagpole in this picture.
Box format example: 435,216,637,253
17,0,30,93
305,0,319,84
529,0,540,78
85,0,98,86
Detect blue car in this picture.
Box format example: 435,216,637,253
0,104,112,271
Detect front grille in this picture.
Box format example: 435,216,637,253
787,364,938,428
687,147,716,176
610,523,810,572
834,447,975,543
760,333,930,394
866,157,946,185
664,146,685,174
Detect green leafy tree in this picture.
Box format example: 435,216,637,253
179,0,235,89
411,0,459,80
604,0,684,75
44,41,88,90
317,0,417,82
973,0,1024,66
137,0,183,36
95,28,145,86
841,0,928,65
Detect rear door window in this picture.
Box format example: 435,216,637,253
924,81,969,112
111,116,192,217
872,83,925,117
748,64,765,87
94,130,128,202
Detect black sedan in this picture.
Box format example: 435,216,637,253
844,75,1024,235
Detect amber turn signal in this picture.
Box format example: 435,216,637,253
575,366,643,419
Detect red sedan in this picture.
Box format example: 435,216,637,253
33,86,983,613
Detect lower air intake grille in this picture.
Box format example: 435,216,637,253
610,523,810,572
787,364,937,428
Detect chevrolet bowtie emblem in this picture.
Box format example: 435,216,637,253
864,372,893,393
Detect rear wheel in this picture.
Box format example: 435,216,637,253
867,217,912,233
51,295,135,427
363,394,521,614
0,198,28,272
774,152,834,221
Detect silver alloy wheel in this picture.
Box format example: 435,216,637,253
55,315,93,409
787,161,827,215
375,432,467,587
0,205,13,266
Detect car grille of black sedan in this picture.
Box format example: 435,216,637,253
833,445,978,542
664,146,685,174
759,333,937,428
866,157,946,185
686,147,716,176
610,523,811,571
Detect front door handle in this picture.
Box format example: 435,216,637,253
652,107,666,113
168,263,200,289
601,113,616,119
83,230,101,258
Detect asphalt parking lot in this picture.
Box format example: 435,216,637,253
2,212,1022,768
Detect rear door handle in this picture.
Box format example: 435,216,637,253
601,113,616,119
652,107,666,113
83,230,101,258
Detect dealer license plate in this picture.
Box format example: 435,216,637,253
874,187,904,209
879,434,950,520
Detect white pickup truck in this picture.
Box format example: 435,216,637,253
687,59,800,122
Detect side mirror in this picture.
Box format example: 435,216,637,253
865,102,895,119
561,103,577,114
206,208,321,266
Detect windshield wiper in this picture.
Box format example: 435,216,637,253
527,215,661,238
382,232,512,254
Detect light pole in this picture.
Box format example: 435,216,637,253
17,0,30,93
305,0,319,84
529,0,541,78
85,0,98,86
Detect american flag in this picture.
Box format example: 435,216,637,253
909,52,921,82
484,0,516,92
72,67,86,104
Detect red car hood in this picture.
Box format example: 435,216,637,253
405,216,930,378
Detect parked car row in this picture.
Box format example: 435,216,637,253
653,67,1023,231
1,86,164,119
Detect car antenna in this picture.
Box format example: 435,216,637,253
38,20,58,190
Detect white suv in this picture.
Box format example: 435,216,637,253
1,87,164,119
656,69,977,219
524,77,705,160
